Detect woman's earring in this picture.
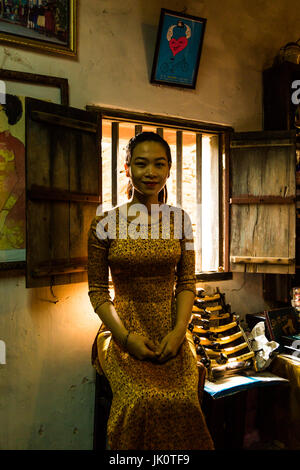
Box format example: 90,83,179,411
124,164,130,178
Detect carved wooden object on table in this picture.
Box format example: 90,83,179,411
189,288,256,380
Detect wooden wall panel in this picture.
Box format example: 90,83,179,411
26,98,101,288
231,145,295,197
229,131,296,274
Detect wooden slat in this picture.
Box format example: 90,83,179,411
31,110,98,133
69,121,102,283
111,122,119,207
135,125,142,135
230,256,295,265
176,131,182,206
230,195,295,204
210,351,254,367
97,113,103,211
156,128,164,137
218,134,223,271
223,132,230,272
208,331,243,345
210,135,220,271
196,133,202,272
87,105,234,134
230,130,296,142
196,272,232,281
230,142,294,148
50,124,70,285
32,266,86,276
32,257,88,277
28,185,100,203
193,321,237,334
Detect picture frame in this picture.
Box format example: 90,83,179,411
0,1,77,58
264,307,300,343
151,9,207,89
0,68,69,105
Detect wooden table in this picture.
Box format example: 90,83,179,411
201,371,289,450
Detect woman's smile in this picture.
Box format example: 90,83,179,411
143,181,158,188
125,140,170,203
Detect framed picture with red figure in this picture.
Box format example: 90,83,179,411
151,9,207,89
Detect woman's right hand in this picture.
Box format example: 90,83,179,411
126,332,158,361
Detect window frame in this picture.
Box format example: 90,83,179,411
87,105,233,281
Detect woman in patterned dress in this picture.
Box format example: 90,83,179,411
88,132,214,450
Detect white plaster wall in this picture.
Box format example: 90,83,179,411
0,0,299,450
0,275,99,449
1,0,299,129
197,273,267,323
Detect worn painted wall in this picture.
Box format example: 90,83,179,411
0,0,299,450
0,275,98,449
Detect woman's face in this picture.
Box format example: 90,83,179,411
125,141,170,200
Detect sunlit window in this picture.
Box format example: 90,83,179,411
101,119,222,273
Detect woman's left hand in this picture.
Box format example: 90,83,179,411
155,328,185,363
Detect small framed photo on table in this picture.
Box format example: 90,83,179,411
151,9,207,89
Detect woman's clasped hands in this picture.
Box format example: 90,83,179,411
126,328,185,364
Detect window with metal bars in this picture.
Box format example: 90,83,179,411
86,107,233,275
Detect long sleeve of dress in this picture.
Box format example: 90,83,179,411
87,216,114,313
175,210,197,298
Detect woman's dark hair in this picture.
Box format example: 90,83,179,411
3,95,23,126
125,131,172,203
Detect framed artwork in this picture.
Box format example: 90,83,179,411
265,307,299,343
0,93,26,265
0,0,77,57
151,9,207,89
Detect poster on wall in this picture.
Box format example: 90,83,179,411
0,0,76,57
151,9,207,89
0,94,25,263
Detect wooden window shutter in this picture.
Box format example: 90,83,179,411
229,130,296,274
25,98,101,288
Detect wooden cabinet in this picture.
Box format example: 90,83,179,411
263,61,300,132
